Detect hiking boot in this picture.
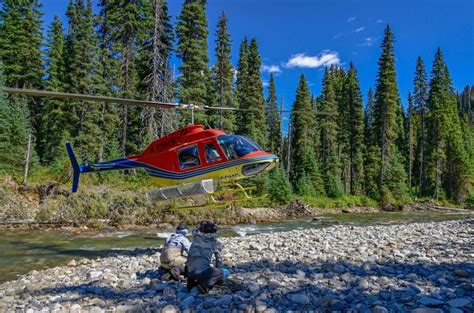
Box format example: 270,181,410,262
196,283,209,294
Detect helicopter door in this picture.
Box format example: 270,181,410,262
178,145,202,170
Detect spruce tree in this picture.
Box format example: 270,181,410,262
290,74,325,196
426,48,469,201
266,74,282,156
40,16,70,164
236,38,249,132
268,165,293,204
103,0,150,155
0,62,31,175
319,69,343,197
65,0,104,161
0,0,43,139
413,56,429,192
176,0,211,125
407,92,415,189
239,38,267,147
211,11,235,131
364,88,380,198
343,63,365,194
138,0,176,143
373,25,407,202
0,0,43,89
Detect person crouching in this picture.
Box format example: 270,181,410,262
159,222,191,281
185,221,230,294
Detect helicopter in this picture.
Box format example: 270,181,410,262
2,87,281,209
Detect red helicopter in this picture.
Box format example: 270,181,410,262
66,124,279,205
3,88,279,208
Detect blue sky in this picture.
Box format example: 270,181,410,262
41,0,473,132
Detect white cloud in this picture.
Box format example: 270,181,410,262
285,51,341,69
347,17,356,22
262,80,269,87
354,27,365,33
361,37,377,47
333,32,343,39
376,19,383,23
261,64,282,74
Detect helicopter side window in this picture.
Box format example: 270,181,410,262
204,144,222,163
178,145,201,169
217,135,261,159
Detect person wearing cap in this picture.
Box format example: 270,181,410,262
159,222,191,281
185,220,230,294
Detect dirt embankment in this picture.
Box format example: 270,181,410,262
1,177,471,231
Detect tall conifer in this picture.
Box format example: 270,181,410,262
373,25,407,202
211,11,235,131
343,63,365,194
266,74,282,156
290,74,325,196
319,69,343,197
176,0,211,124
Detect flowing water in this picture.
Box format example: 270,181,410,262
0,211,470,283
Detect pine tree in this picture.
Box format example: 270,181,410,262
373,25,407,202
407,92,415,189
0,62,31,175
290,74,325,196
236,38,249,131
319,69,343,197
364,88,380,198
413,56,429,192
138,0,176,144
266,74,282,156
426,48,469,201
103,0,150,155
210,11,235,131
239,38,267,147
343,63,365,194
176,0,211,125
268,165,293,204
65,0,105,161
39,16,70,164
0,0,43,138
0,0,43,89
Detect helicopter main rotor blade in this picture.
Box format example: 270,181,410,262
1,87,187,110
2,87,333,115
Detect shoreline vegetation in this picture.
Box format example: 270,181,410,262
1,174,472,231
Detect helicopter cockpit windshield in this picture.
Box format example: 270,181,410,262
217,135,262,159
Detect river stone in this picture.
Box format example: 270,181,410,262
88,271,103,279
373,305,389,313
180,296,195,308
216,295,233,307
70,304,81,312
447,298,471,308
419,297,444,306
89,307,105,313
453,269,469,278
290,293,310,305
411,309,443,313
116,304,143,313
358,279,369,289
162,304,178,313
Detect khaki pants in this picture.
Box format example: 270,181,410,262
160,247,187,270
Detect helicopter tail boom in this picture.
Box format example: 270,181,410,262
66,142,145,192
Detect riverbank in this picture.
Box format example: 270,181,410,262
1,219,472,312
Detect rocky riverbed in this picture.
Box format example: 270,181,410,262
1,220,472,312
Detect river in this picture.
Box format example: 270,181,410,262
0,211,470,283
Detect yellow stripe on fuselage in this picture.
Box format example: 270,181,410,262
150,159,277,187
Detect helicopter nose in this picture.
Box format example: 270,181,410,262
241,155,279,176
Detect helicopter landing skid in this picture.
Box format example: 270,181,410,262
169,182,266,210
